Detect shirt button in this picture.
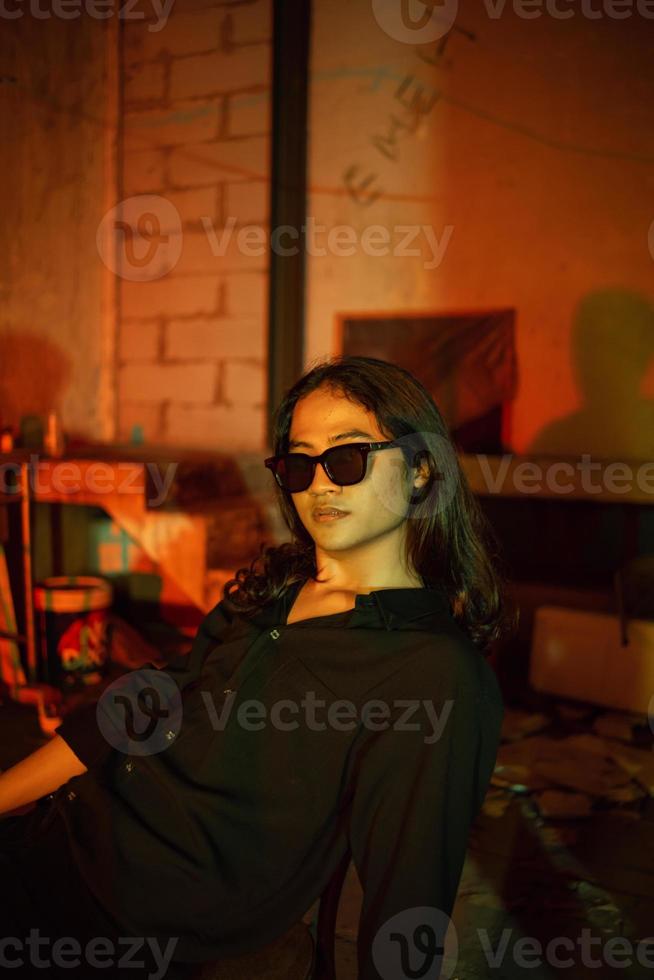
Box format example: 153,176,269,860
223,688,235,695
165,730,176,741
270,629,280,639
125,761,134,773
67,791,76,801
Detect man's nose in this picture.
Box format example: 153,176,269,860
307,460,339,493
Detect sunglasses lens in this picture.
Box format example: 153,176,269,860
325,445,366,485
272,445,368,491
276,454,313,492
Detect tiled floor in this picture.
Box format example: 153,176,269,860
2,683,653,980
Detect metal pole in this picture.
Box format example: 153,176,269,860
19,461,37,682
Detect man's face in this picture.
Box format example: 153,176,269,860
287,386,421,552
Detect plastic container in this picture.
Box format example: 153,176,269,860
34,576,113,688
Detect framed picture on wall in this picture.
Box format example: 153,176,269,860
333,309,518,454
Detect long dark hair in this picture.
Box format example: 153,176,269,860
222,355,517,652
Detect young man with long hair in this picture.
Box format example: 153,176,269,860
0,356,511,979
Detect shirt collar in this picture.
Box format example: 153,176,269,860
248,579,453,632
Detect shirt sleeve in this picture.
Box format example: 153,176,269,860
54,598,235,770
347,655,504,980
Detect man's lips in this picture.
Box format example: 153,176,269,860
312,507,350,521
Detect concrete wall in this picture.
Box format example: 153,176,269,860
0,18,118,442
306,0,654,460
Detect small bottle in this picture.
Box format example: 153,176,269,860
0,427,15,452
44,410,65,457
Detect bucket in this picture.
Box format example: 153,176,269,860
34,576,113,688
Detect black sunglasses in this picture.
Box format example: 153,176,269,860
264,441,399,493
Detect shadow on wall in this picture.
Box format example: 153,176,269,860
528,289,654,461
0,331,71,427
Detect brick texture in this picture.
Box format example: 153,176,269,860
226,1,272,45
122,149,167,195
121,277,221,319
168,137,268,186
166,402,265,450
123,103,220,152
225,272,268,317
118,401,165,442
174,228,268,275
124,62,167,105
224,179,269,225
119,363,217,404
170,48,270,100
119,320,161,361
223,360,266,407
117,0,272,453
166,316,265,360
227,92,270,137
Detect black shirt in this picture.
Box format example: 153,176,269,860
54,580,504,979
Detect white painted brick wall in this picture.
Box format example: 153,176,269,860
123,104,220,152
168,137,268,186
166,402,265,450
224,180,269,225
121,277,221,318
225,272,268,317
165,186,219,227
118,401,164,442
123,149,167,195
117,0,272,453
125,11,223,63
174,229,268,275
227,92,270,137
166,317,265,360
119,362,217,403
170,48,270,100
222,360,266,407
124,62,167,105
226,0,271,45
119,320,161,361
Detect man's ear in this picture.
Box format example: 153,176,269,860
412,450,431,490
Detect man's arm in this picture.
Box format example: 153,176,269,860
0,734,87,816
0,598,237,817
347,654,503,980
